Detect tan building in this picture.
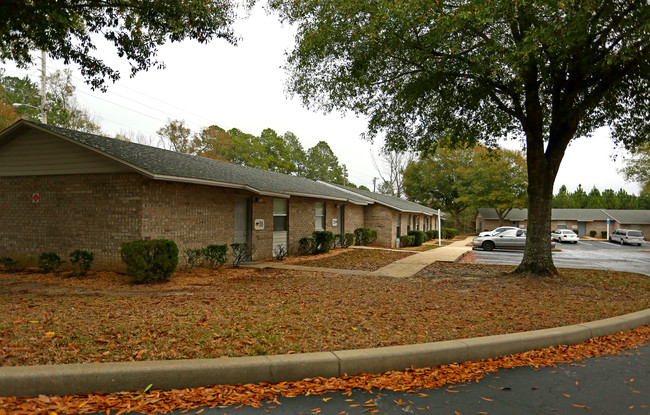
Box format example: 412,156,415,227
476,208,650,237
0,120,439,269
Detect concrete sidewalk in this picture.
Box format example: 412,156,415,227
371,237,474,278
246,237,475,278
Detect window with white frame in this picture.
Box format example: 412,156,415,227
273,199,288,232
315,202,325,231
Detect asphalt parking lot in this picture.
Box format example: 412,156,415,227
471,239,650,275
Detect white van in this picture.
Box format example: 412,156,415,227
609,229,645,246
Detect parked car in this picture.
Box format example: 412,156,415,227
472,228,549,251
609,229,645,246
478,226,519,237
551,229,579,244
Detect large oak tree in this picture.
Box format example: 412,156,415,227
272,0,650,276
0,0,238,90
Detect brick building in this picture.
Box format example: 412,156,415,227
476,208,650,237
0,120,439,269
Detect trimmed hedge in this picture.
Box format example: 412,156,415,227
590,230,597,237
354,227,377,246
426,230,439,240
121,239,178,284
407,230,426,247
298,237,315,255
601,231,607,238
313,230,336,253
400,235,415,247
442,228,458,239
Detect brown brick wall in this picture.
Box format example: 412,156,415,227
345,204,365,234
251,197,274,258
287,197,317,254
364,204,396,247
0,173,144,269
141,180,238,259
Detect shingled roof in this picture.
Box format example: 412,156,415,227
0,120,378,203
477,208,650,224
328,183,437,215
2,121,441,213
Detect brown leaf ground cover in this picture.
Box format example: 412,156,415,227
1,257,648,367
292,249,414,270
2,326,648,414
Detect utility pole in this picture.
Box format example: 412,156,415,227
372,177,378,192
40,50,47,124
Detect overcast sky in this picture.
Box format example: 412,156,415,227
1,5,640,195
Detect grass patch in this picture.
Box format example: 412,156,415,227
0,263,648,367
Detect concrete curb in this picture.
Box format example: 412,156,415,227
1,309,648,398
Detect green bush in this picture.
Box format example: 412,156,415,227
589,230,597,237
601,231,607,238
399,235,413,247
426,230,439,240
0,257,19,271
231,243,252,266
313,230,336,253
298,237,316,255
442,228,458,239
354,227,377,246
204,244,228,268
408,230,426,247
38,252,64,273
69,249,94,276
342,233,355,248
184,248,204,269
120,240,179,284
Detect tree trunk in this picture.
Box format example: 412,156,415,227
514,140,559,277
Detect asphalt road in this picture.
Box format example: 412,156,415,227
472,239,650,275
154,344,649,415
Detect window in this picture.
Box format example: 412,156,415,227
315,202,325,231
273,199,288,232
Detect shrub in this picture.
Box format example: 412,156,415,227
313,230,335,253
399,235,413,247
334,234,343,247
370,229,378,244
120,240,179,284
408,230,426,247
298,237,316,255
69,249,94,276
184,248,205,269
274,244,288,260
426,230,439,240
0,257,19,271
38,252,64,273
354,227,377,246
342,233,355,248
590,230,597,237
601,231,607,238
442,228,458,239
204,244,228,268
231,243,253,266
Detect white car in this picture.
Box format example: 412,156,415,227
609,229,645,246
551,229,579,243
478,226,519,237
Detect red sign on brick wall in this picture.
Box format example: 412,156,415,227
32,193,39,203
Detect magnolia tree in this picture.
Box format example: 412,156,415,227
272,0,650,277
